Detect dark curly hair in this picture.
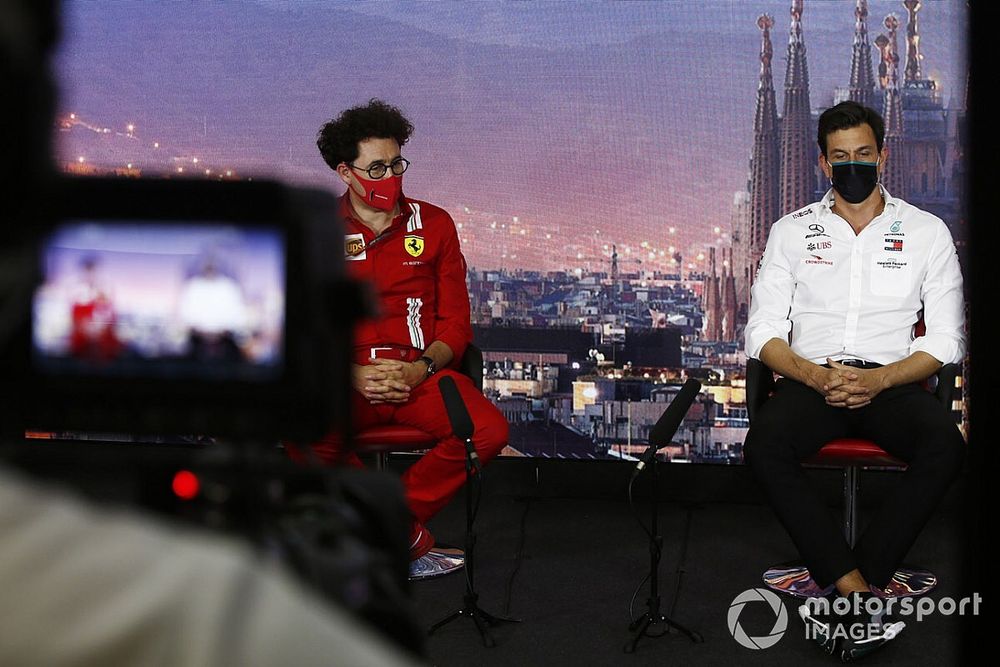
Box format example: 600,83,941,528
817,100,885,158
316,99,414,170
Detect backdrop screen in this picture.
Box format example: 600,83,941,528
54,0,969,460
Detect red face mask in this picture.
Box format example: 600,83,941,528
351,171,402,211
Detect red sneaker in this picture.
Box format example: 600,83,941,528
408,522,435,561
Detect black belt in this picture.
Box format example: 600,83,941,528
823,359,883,369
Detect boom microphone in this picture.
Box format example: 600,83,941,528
632,378,701,479
438,375,479,473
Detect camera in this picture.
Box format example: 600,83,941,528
1,176,360,442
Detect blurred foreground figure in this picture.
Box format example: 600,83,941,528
0,467,415,666
0,0,417,664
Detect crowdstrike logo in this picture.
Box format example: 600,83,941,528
728,588,788,649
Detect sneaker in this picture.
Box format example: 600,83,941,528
837,592,906,663
408,522,435,561
798,596,839,655
408,546,465,580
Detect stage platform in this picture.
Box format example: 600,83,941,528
1,439,977,665
402,457,971,666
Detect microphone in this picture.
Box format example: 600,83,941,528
632,378,701,479
438,375,480,473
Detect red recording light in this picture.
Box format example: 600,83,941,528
172,470,200,500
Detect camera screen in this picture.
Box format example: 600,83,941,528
32,222,285,381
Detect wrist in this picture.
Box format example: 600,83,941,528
417,355,437,377
875,367,893,391
802,361,824,391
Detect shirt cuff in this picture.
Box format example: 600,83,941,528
908,333,965,366
744,324,791,360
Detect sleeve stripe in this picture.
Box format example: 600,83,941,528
406,297,425,349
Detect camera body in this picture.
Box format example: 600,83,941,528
1,176,359,442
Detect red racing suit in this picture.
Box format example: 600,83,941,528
344,194,471,364
298,193,508,540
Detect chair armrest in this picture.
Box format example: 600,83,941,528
459,343,484,392
932,362,960,408
746,357,776,423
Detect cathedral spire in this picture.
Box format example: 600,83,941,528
749,14,781,277
903,0,923,84
848,0,876,108
779,0,814,215
721,248,737,342
703,247,722,341
877,14,907,198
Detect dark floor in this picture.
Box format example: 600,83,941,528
405,459,971,666
2,440,978,665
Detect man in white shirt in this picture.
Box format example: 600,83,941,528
744,101,965,661
178,256,249,362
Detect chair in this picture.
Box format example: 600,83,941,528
352,343,485,580
746,356,960,599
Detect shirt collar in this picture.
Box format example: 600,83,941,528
818,184,899,218
339,191,411,233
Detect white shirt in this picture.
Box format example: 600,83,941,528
745,186,965,367
178,274,248,335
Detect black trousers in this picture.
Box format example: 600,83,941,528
744,378,965,589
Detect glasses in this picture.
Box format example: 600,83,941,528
348,157,410,179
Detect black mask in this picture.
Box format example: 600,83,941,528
828,160,879,204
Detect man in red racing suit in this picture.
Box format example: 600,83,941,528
300,99,508,568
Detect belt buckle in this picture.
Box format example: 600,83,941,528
370,346,393,360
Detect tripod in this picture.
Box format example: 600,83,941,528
625,455,703,653
428,437,519,647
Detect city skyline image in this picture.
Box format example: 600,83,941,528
55,1,967,275
54,0,970,461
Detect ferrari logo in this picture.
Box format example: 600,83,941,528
405,235,424,257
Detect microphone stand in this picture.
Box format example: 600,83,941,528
625,454,703,653
428,433,519,647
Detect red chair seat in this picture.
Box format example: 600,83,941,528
805,438,905,468
353,425,435,454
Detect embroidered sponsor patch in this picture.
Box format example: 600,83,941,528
875,258,908,269
345,233,366,260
